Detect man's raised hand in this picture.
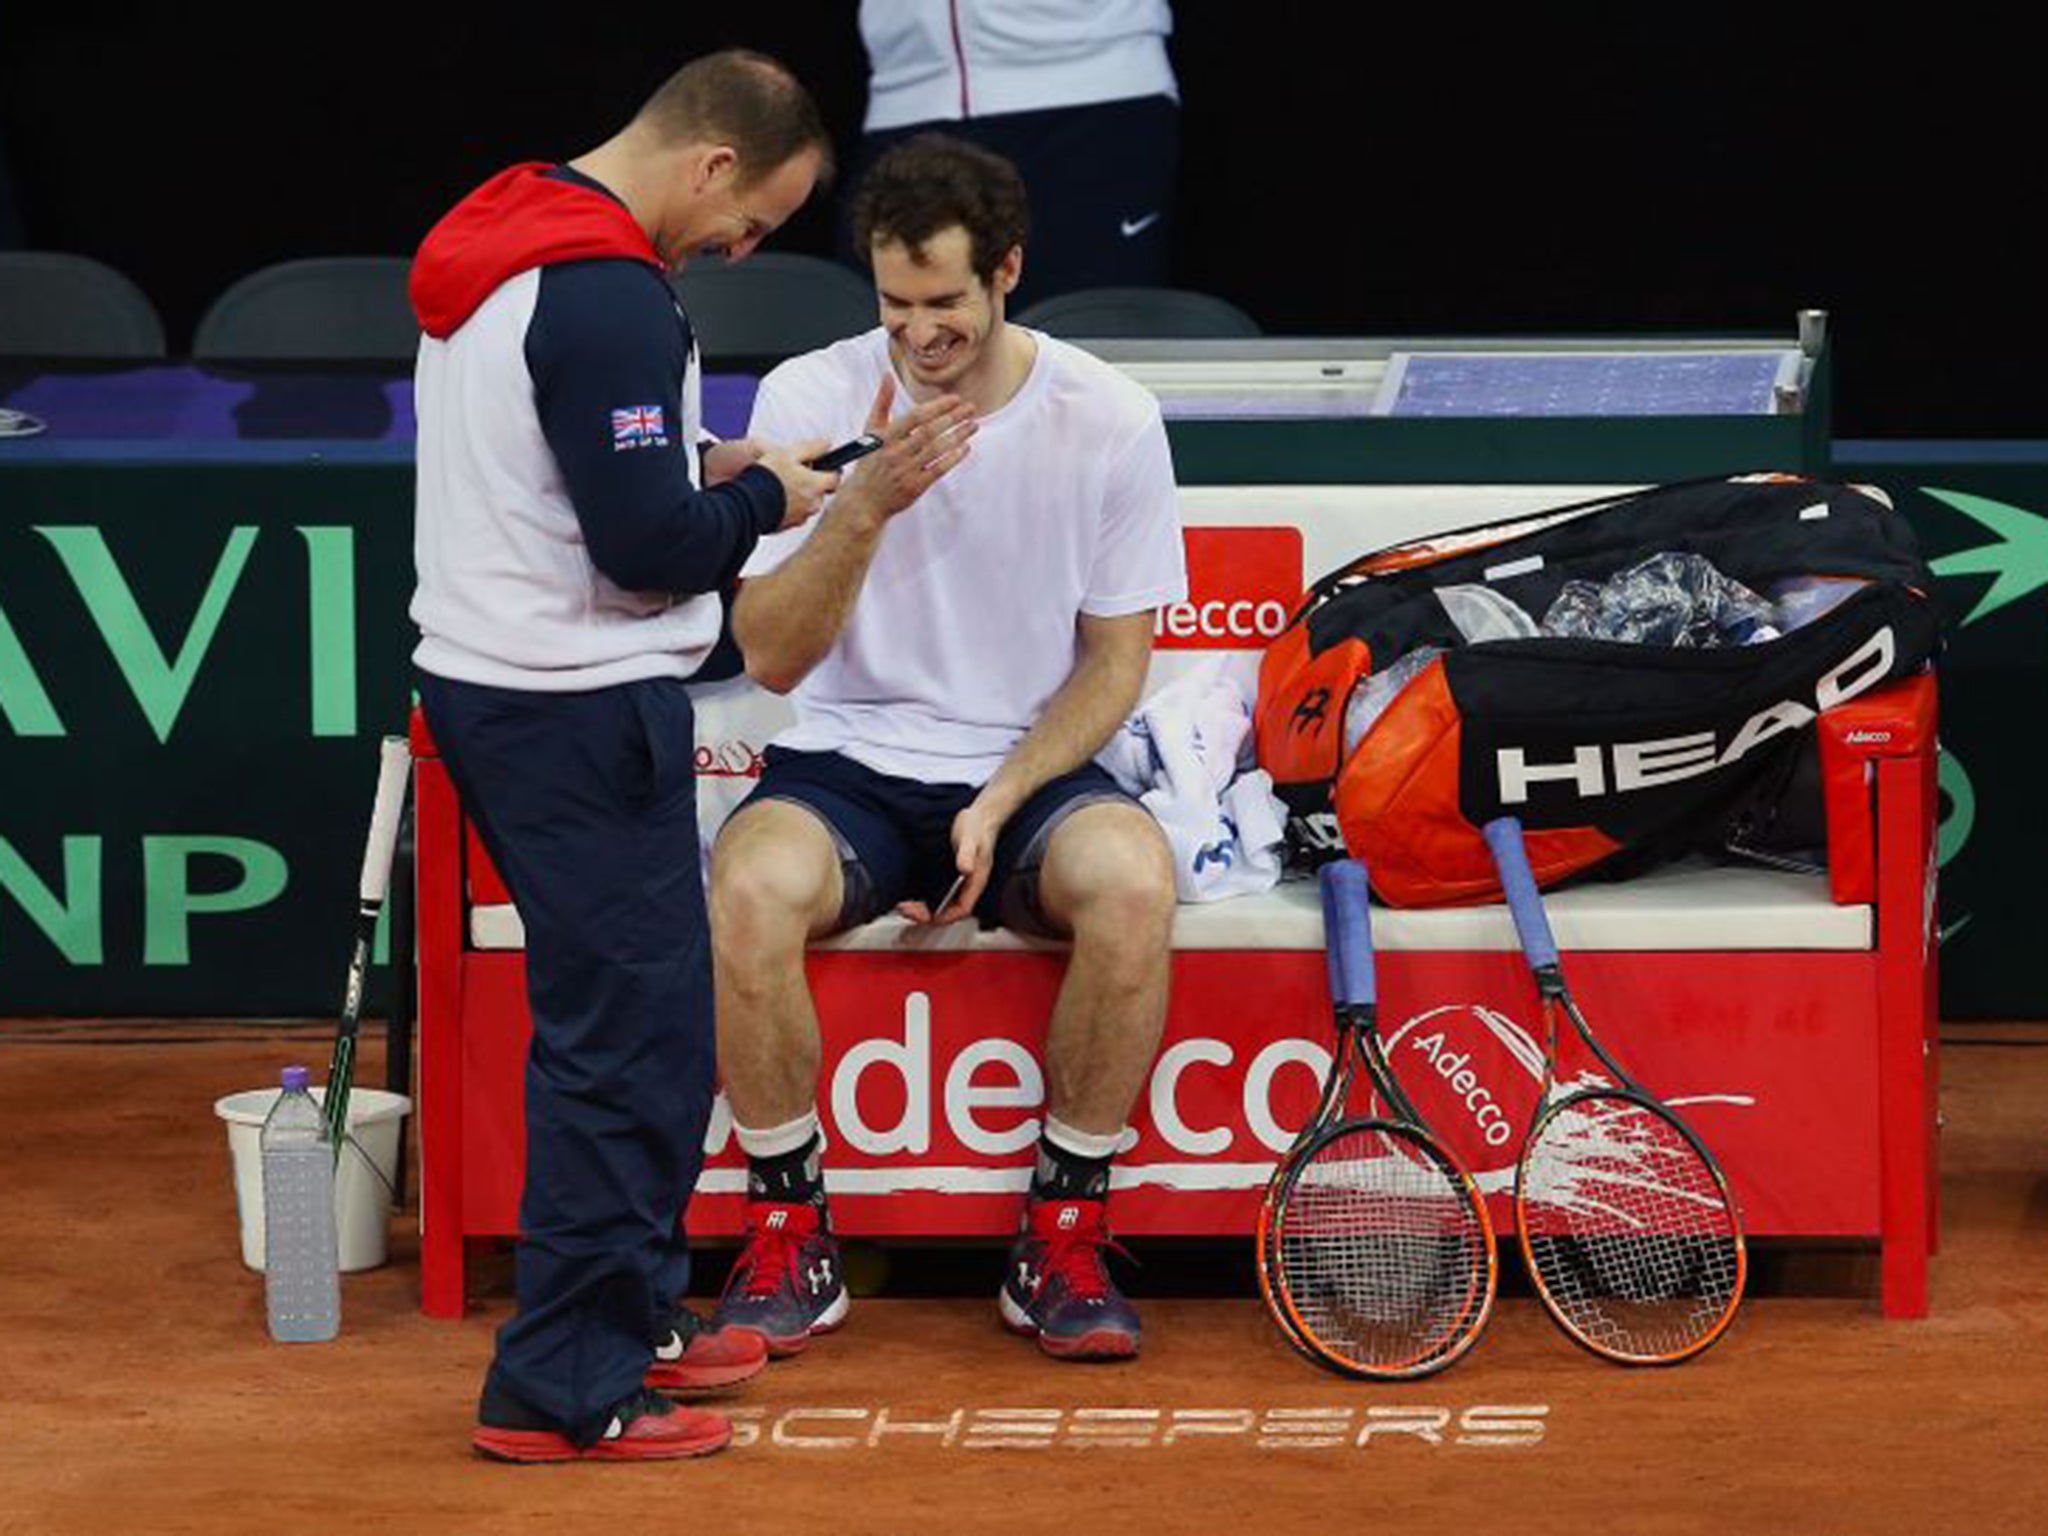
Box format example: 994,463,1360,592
837,374,977,523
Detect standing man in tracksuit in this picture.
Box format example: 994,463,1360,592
409,48,971,1463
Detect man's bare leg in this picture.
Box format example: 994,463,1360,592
706,799,851,1354
998,799,1175,1361
1036,801,1177,1139
710,800,843,1128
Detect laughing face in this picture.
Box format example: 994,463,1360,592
872,225,1021,397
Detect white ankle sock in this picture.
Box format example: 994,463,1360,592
1043,1114,1125,1161
734,1109,821,1161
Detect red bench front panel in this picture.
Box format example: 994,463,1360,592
456,947,1880,1241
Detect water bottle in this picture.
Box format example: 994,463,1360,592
261,1065,341,1342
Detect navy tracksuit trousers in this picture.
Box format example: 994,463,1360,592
418,670,714,1443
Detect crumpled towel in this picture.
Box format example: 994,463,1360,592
1097,656,1288,903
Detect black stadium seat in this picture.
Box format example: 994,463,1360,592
194,257,419,364
1014,286,1262,340
671,253,877,365
0,252,168,359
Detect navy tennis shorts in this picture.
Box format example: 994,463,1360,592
735,747,1134,937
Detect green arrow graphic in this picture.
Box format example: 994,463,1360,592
1925,487,2048,626
1938,747,1974,868
1935,751,1972,945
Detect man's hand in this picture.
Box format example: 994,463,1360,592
834,375,976,527
728,373,979,695
753,438,840,531
897,794,1008,926
701,437,765,486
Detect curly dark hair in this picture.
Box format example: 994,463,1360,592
851,134,1030,285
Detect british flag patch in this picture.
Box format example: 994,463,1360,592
610,405,669,451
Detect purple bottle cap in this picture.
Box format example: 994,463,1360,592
281,1065,310,1091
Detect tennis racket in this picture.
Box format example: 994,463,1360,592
323,736,413,1164
1254,856,1422,1363
1256,858,1498,1378
1481,816,1746,1365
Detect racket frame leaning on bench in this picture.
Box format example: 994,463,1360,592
1482,815,1747,1365
1256,858,1498,1378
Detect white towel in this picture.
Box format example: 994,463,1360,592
1099,657,1287,903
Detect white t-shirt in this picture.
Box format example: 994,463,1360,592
743,327,1187,784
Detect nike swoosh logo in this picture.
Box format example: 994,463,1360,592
1119,212,1161,238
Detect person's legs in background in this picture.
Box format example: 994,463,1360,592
838,94,1179,311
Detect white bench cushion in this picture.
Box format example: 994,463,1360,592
467,860,1871,953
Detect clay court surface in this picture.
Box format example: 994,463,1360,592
4,1020,2046,1535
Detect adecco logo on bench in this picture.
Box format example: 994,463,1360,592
697,991,1757,1192
1154,528,1303,649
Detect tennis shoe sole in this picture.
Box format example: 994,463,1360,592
999,1289,1141,1361
730,1289,851,1358
472,1411,731,1464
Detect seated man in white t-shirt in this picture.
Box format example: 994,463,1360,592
708,134,1188,1363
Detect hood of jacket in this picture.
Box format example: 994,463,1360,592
409,162,662,339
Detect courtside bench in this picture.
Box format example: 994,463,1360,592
410,486,1940,1322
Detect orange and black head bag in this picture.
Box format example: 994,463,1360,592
1254,476,1940,906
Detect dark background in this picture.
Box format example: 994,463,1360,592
0,9,2036,437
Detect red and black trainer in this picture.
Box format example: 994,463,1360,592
999,1197,1142,1360
708,1201,848,1357
472,1388,731,1464
644,1312,768,1395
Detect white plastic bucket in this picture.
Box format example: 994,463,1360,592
214,1086,411,1273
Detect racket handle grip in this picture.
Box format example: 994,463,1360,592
1318,858,1376,1009
359,736,413,904
1482,816,1559,970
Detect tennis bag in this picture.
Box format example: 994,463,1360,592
1253,475,1940,906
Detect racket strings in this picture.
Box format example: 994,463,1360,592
1521,1093,1742,1361
1275,1124,1492,1374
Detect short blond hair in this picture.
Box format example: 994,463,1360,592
635,49,834,190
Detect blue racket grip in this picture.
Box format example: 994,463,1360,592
1318,858,1376,1009
1481,817,1560,971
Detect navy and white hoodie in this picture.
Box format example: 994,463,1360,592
409,161,784,690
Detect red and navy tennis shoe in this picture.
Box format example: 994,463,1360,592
473,1387,730,1464
709,1201,849,1356
644,1308,768,1395
999,1197,1141,1360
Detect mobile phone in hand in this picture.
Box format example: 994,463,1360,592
805,433,884,472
